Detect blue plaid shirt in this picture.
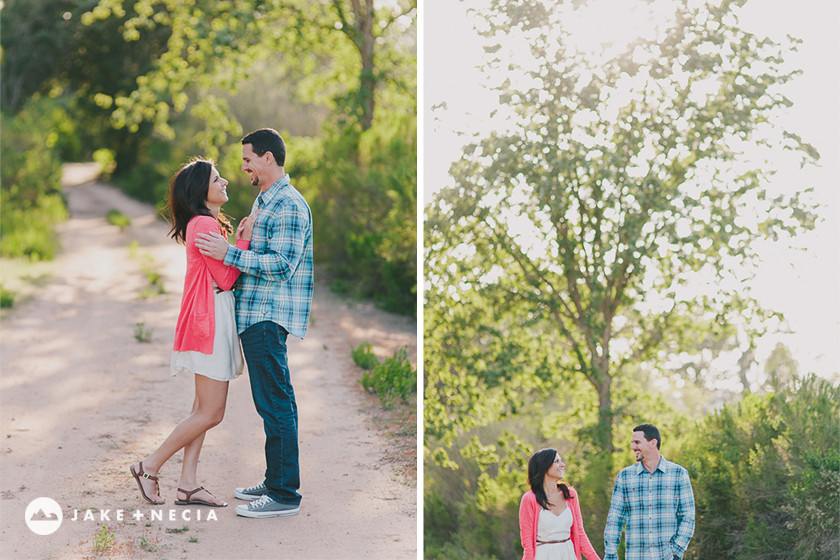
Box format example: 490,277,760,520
604,456,695,560
224,174,314,339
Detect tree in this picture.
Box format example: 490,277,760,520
425,0,818,497
80,0,415,144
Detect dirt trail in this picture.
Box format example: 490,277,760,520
0,164,417,559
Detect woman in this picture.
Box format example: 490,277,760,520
129,158,255,507
519,448,601,560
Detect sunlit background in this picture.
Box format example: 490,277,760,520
424,0,839,385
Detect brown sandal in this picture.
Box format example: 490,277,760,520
174,486,227,507
130,461,164,505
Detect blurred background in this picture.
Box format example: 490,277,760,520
1,0,417,316
423,1,839,559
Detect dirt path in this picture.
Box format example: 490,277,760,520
0,165,417,559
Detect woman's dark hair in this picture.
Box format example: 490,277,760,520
528,448,571,510
164,158,232,243
241,128,286,167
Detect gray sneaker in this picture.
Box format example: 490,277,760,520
234,482,267,501
235,494,300,518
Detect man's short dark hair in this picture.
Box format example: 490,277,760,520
634,424,661,449
241,128,286,167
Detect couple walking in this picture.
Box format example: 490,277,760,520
520,424,696,560
129,127,314,519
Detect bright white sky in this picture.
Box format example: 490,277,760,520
422,0,840,383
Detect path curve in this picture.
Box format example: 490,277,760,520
0,165,417,559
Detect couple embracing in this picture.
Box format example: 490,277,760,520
129,128,314,519
520,424,696,560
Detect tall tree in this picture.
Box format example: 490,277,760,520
425,0,817,494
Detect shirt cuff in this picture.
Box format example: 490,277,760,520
223,245,238,266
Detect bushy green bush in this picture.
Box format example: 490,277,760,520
0,284,16,308
677,375,840,560
294,114,416,316
1,102,68,260
351,342,379,370
359,346,415,408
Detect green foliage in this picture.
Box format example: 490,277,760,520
106,209,131,231
92,148,117,178
0,284,16,308
425,424,560,560
1,102,68,261
129,242,165,297
2,0,415,318
425,0,819,505
359,346,415,408
134,322,153,344
139,535,156,552
677,375,840,560
92,524,115,551
351,342,379,370
110,135,179,205
297,114,417,315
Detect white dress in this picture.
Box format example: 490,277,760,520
535,506,576,560
170,285,245,382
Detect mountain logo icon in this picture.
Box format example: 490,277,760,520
25,497,63,535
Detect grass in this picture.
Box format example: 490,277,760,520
92,525,115,551
134,322,153,343
128,241,166,298
139,535,156,552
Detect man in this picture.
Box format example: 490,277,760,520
195,128,314,518
604,424,695,560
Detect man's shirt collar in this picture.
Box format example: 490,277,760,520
260,174,291,206
634,455,669,475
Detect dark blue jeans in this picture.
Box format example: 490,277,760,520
240,321,301,506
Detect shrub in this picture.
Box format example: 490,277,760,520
295,115,416,316
0,284,15,308
1,102,67,260
360,346,415,408
678,375,840,560
351,342,379,370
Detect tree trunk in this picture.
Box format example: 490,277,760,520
356,0,376,130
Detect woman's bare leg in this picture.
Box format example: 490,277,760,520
132,375,229,503
176,422,226,505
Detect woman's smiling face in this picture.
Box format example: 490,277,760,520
205,167,229,207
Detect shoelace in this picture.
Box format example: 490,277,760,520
250,494,273,509
244,483,265,493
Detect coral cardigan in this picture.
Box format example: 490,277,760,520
172,215,249,354
519,487,602,560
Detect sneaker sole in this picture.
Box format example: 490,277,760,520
235,505,300,518
234,490,265,501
